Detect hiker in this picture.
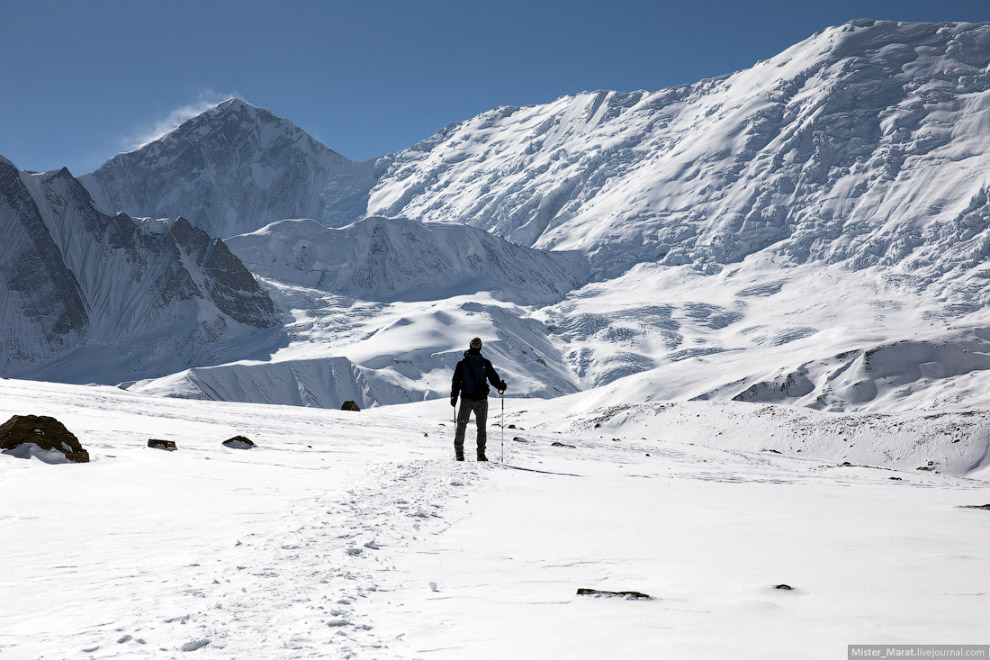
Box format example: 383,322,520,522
451,337,507,461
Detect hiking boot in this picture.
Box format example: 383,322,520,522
455,447,465,461
477,450,488,462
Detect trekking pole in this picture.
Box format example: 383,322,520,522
500,391,505,464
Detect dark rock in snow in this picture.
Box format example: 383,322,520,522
774,584,795,591
222,436,255,449
959,504,990,510
0,415,90,463
577,588,654,600
180,639,210,652
551,441,576,449
148,439,178,451
341,400,361,412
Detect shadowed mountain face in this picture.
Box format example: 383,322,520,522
0,156,280,384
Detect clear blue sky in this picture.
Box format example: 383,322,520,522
2,0,989,175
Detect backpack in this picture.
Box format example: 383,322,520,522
461,352,487,398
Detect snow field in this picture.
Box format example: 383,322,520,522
379,399,990,659
2,380,990,659
0,380,476,659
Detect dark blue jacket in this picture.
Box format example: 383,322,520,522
451,348,505,400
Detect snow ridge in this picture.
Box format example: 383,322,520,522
226,216,589,305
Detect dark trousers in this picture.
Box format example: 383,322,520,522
454,397,488,454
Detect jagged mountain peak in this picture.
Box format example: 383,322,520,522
158,98,324,153
81,99,378,239
207,96,255,113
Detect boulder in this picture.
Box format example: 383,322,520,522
576,588,653,600
148,439,177,451
341,401,361,411
222,436,255,449
0,415,90,463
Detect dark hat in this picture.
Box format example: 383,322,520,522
469,337,483,348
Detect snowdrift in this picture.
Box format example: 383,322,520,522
129,298,581,407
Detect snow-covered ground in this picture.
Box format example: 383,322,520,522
3,378,989,659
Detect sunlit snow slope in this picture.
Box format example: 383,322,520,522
371,20,990,284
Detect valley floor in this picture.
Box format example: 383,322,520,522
1,380,989,659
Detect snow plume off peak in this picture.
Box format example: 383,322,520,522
126,93,239,151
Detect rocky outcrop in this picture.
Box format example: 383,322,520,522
0,159,89,370
222,436,255,449
0,157,280,384
148,439,178,451
0,415,90,463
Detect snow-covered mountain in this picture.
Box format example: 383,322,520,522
81,99,378,238
0,156,281,384
358,19,990,409
79,21,990,288
14,19,990,413
226,216,588,304
370,19,990,282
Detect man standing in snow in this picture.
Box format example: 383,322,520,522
451,337,507,461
